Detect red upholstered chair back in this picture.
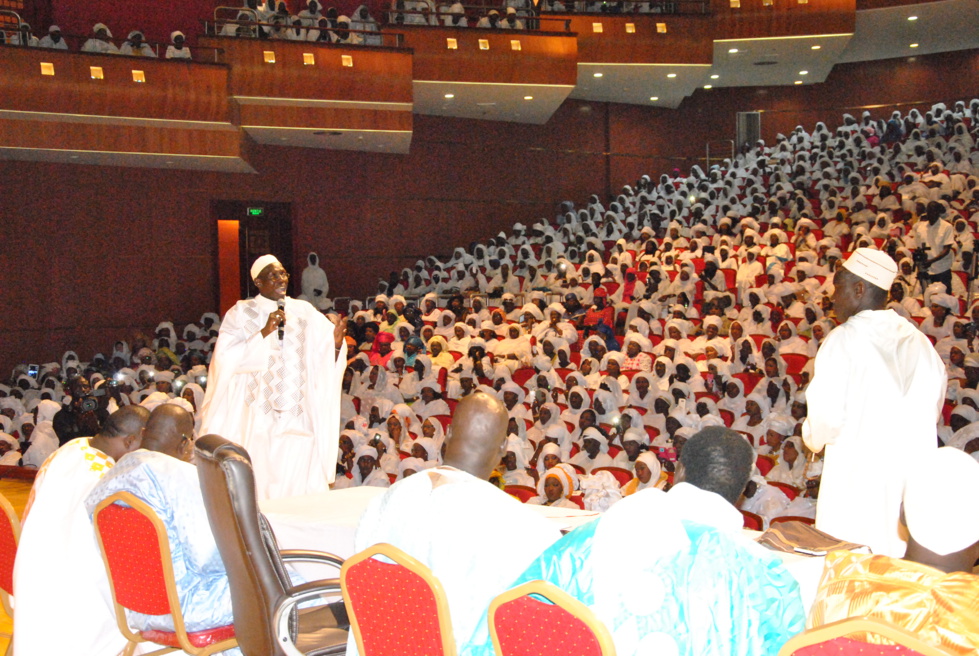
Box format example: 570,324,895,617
591,466,632,487
94,494,173,616
0,492,21,623
740,510,764,531
0,493,20,603
489,581,616,656
778,616,955,656
504,485,538,503
341,543,456,656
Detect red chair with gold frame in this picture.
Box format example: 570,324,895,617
93,491,238,656
341,543,456,656
489,580,616,656
0,492,21,656
778,616,955,656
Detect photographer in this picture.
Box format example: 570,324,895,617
52,376,110,445
912,200,955,294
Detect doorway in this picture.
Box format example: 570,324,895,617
212,201,293,315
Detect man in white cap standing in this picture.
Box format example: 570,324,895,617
201,254,348,499
803,248,946,557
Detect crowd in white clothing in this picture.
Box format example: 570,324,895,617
3,98,979,529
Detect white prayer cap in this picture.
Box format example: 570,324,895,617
501,293,516,301
93,22,112,36
842,248,897,290
932,294,959,312
154,370,175,383
250,254,281,281
767,414,795,436
49,25,61,32
903,447,979,556
0,433,16,448
171,30,184,41
703,316,723,329
139,391,171,411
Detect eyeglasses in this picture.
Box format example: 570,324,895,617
261,270,290,281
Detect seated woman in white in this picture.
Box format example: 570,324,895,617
526,465,579,509
502,435,535,487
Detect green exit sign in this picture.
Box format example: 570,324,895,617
247,207,264,216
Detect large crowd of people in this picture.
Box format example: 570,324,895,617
4,99,979,517
5,97,979,655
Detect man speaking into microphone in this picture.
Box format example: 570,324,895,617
201,254,348,499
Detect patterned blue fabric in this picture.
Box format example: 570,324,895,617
85,450,240,655
464,506,805,655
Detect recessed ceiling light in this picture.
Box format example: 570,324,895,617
593,72,603,78
728,48,738,54
907,15,917,20
444,93,454,98
703,85,712,89
794,80,803,85
650,96,659,101
667,73,677,78
909,42,919,48
799,70,808,75
710,74,719,79
523,95,533,100
811,45,821,50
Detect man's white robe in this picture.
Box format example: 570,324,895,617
201,295,346,499
803,309,946,557
13,438,124,656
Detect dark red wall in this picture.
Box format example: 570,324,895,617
2,48,977,372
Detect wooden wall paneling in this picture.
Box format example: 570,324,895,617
558,14,714,64
394,26,578,85
237,104,413,131
711,0,856,39
199,36,413,103
0,45,230,123
0,118,242,157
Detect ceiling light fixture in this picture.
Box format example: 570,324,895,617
907,15,917,20
910,42,919,48
594,72,603,77
710,74,719,79
728,48,738,53
811,45,821,50
667,73,677,78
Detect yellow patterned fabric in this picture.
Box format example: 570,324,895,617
808,550,979,655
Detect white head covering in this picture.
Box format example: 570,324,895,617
842,248,897,290
250,254,281,281
903,447,979,556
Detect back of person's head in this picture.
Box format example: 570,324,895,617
903,447,979,572
442,391,508,480
141,404,195,461
678,426,754,505
99,405,150,439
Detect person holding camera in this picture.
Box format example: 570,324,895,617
912,200,955,294
52,376,110,446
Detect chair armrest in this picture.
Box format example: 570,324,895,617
280,549,345,569
273,580,343,656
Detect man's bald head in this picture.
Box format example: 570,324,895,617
141,404,195,461
443,391,509,480
90,406,149,461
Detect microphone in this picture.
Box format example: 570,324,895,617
277,299,285,341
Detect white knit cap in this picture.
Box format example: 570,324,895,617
903,447,979,556
250,254,281,281
842,248,897,290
